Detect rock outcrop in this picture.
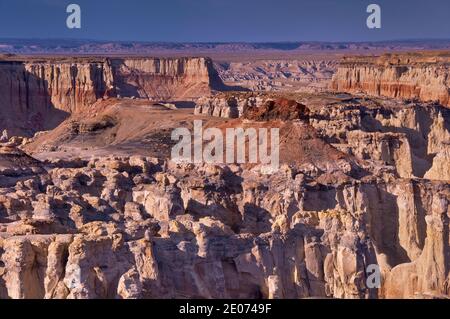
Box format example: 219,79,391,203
216,59,337,92
0,56,226,136
111,57,222,101
195,94,261,118
0,59,114,116
309,98,450,181
0,153,448,299
0,91,449,299
331,53,450,107
242,98,310,122
197,91,450,182
0,50,449,300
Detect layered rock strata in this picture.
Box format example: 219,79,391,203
331,53,450,107
216,59,337,92
0,57,224,136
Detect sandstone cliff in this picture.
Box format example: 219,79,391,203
111,57,221,101
0,56,225,136
331,53,450,107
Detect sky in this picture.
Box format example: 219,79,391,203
0,0,449,42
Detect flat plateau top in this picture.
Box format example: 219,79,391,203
0,54,210,64
341,51,450,65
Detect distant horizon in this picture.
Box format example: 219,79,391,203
1,1,450,42
2,38,450,44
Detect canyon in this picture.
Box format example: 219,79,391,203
215,59,337,92
0,51,448,299
331,52,450,107
0,55,225,136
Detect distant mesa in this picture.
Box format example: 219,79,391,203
331,52,450,108
2,39,450,54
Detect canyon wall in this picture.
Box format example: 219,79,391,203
0,57,223,136
331,53,450,107
0,60,113,136
111,57,220,101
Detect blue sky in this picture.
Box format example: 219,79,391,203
0,0,449,42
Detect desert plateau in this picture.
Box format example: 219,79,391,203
0,41,448,300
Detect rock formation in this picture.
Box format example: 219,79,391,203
0,56,226,136
0,150,448,299
331,53,450,107
0,51,449,300
195,94,268,118
111,57,223,101
242,98,310,122
0,92,449,299
216,59,337,92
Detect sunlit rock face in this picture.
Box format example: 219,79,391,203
0,154,448,299
0,96,449,299
331,53,450,108
0,51,449,300
0,56,224,136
